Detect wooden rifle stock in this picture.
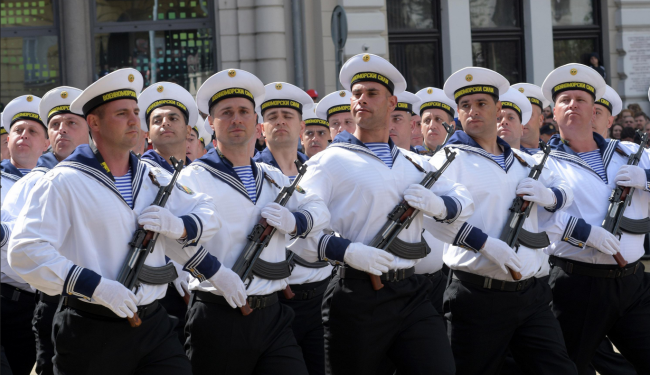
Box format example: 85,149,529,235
240,302,253,316
127,313,142,327
369,275,384,291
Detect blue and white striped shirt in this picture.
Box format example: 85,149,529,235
234,165,257,204
17,168,31,175
114,169,133,207
578,149,607,182
490,154,506,170
365,143,393,168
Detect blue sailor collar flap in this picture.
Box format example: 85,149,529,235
330,130,400,166
547,132,620,179
141,149,191,174
1,159,24,181
56,144,146,208
33,152,60,173
252,147,308,170
192,148,265,204
446,130,516,172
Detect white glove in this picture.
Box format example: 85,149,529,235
403,184,447,219
614,165,647,190
208,267,247,309
343,242,395,276
138,206,185,240
515,177,556,208
171,261,190,297
92,278,139,318
586,226,620,256
481,237,523,275
261,202,296,235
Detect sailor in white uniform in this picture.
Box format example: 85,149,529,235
0,112,9,161
496,87,533,151
315,90,356,139
592,85,623,139
299,53,474,375
388,90,420,153
541,63,650,374
180,69,330,375
187,114,211,161
414,87,457,156
8,68,222,375
510,83,551,155
429,67,577,375
300,104,331,158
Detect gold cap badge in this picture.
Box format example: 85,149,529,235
465,74,473,82
60,91,68,98
339,91,346,97
427,88,433,94
157,85,164,93
275,83,283,90
26,95,33,102
228,69,236,77
570,68,578,76
128,74,135,82
518,88,524,93
362,54,370,62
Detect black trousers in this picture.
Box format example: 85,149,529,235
52,301,191,375
1,284,36,375
1,346,13,375
186,295,308,375
423,268,448,315
588,337,638,375
158,284,188,345
33,298,58,375
322,273,455,375
549,260,650,375
444,275,577,375
279,278,330,375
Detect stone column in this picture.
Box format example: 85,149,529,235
59,0,93,88
440,0,473,78
523,0,554,85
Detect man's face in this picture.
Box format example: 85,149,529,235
351,81,396,131
591,105,613,137
410,114,423,147
186,129,205,160
88,99,141,151
522,106,543,141
421,109,452,149
623,116,635,128
644,122,650,135
149,106,190,148
301,126,330,158
1,134,10,160
540,133,552,143
8,120,49,165
209,97,256,147
262,107,304,149
388,110,413,148
634,115,646,130
497,108,523,146
48,113,89,160
130,127,148,156
553,90,595,135
457,93,501,140
328,112,355,139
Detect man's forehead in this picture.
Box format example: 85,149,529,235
329,112,353,122
151,105,183,117
263,107,300,117
11,119,44,129
555,89,593,100
214,97,254,111
49,112,85,123
352,81,388,93
422,108,449,119
103,98,139,111
458,93,495,105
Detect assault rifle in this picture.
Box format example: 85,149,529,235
499,141,552,280
432,122,455,156
602,131,650,267
117,156,185,327
367,147,457,290
232,160,307,315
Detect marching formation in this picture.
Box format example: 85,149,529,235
1,53,650,375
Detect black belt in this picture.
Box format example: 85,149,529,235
339,266,415,283
549,256,642,279
63,296,159,320
39,292,60,304
195,290,278,310
279,277,330,301
421,269,444,279
1,283,35,302
452,270,535,292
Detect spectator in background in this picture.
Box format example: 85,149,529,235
616,109,632,125
610,123,623,139
627,103,642,115
623,115,635,128
634,112,648,130
539,122,557,143
645,122,650,135
620,127,636,142
543,105,553,119
589,53,606,79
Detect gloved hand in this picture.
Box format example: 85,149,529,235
92,278,139,318
480,237,523,275
261,202,296,235
208,267,247,309
171,261,190,297
586,226,620,256
138,206,185,240
515,177,556,208
614,165,647,190
343,242,394,275
403,184,447,218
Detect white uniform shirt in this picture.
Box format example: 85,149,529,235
1,159,26,203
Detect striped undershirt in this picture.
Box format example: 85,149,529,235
114,168,133,207
526,148,540,154
489,154,506,170
365,143,393,168
233,165,257,204
18,168,31,175
577,149,607,182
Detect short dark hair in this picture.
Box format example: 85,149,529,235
620,127,636,140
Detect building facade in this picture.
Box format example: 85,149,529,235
1,0,649,112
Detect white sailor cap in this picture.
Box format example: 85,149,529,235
511,83,550,111
594,85,623,116
0,112,5,135
415,87,457,118
339,53,407,95
394,91,419,116
138,82,198,132
39,87,84,127
70,68,143,119
193,116,211,147
500,87,532,125
202,117,215,146
444,67,509,104
258,82,314,117
196,68,265,115
303,103,329,128
316,90,353,121
541,63,606,103
2,95,45,130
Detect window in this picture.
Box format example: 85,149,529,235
91,1,215,97
552,0,603,70
1,0,61,107
470,0,524,84
387,0,442,91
